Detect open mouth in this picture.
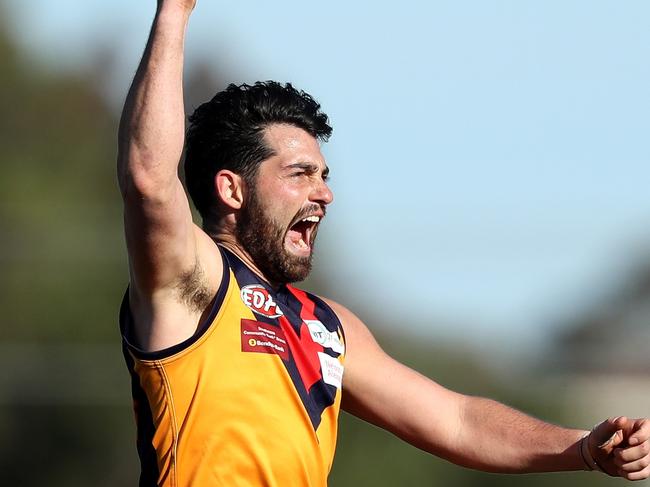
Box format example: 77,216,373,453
286,215,321,255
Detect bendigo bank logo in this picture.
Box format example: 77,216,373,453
241,319,289,361
240,285,284,318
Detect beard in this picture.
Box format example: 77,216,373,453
236,189,316,284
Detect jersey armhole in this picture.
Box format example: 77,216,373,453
307,293,346,345
119,245,231,360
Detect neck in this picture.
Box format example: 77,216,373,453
209,227,281,289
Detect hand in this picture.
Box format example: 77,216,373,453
589,417,650,480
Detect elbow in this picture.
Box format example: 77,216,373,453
117,153,178,204
116,125,183,201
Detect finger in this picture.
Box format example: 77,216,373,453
617,464,650,482
615,454,649,473
604,429,625,449
614,440,650,464
603,417,630,447
592,417,626,452
629,419,650,446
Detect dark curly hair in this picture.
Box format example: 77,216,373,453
184,81,332,225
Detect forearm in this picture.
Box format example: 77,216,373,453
453,395,587,473
117,2,193,198
338,303,650,480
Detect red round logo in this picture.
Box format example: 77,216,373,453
240,285,284,318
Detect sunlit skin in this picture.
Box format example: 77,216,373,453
213,123,333,286
118,1,650,480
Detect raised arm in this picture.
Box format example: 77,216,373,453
117,0,222,351
329,299,650,480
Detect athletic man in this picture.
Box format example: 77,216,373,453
117,1,650,485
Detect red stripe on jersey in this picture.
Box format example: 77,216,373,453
278,315,323,392
287,286,317,321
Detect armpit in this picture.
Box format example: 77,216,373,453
175,261,213,314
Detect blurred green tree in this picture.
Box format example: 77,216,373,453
0,10,137,485
0,15,124,344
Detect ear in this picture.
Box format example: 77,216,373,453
215,170,245,210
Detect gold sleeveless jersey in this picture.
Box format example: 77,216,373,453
120,247,346,486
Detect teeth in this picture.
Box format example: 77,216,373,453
297,238,308,249
301,216,320,223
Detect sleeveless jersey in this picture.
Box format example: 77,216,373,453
120,246,346,486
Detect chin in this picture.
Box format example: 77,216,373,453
285,246,312,260
279,251,313,283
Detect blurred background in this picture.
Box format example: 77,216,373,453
1,0,649,485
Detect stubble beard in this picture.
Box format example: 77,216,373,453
236,189,315,284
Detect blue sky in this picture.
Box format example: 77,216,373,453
8,1,650,354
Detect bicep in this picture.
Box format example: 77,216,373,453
336,303,466,458
122,175,201,292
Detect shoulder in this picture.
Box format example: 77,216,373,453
314,296,353,328
319,297,356,328
317,297,381,352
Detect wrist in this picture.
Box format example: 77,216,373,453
580,431,605,473
156,2,194,23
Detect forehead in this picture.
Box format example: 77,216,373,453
261,124,326,169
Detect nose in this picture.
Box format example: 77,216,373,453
311,179,334,206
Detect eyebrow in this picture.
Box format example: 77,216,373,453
286,162,330,177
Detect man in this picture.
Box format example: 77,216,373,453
117,1,650,485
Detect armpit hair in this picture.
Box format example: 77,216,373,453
175,261,213,314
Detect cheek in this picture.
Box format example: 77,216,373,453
263,185,305,217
